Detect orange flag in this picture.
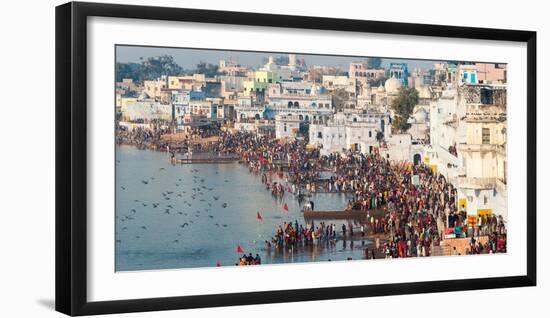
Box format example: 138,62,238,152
283,203,289,211
237,245,245,253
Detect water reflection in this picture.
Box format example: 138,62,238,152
116,145,371,271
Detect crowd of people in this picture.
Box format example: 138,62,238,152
208,131,507,259
237,253,262,266
118,126,507,260
116,124,170,150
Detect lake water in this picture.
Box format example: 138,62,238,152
115,145,371,271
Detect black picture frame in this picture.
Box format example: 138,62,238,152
55,1,537,316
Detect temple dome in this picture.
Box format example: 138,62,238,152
384,76,402,94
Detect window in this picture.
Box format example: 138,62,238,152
369,131,372,138
482,128,490,144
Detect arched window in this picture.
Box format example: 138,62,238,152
299,115,304,121
288,101,293,108
294,101,299,108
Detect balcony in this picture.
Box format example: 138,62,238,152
458,143,504,153
457,177,497,189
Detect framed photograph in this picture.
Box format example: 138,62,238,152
55,1,536,316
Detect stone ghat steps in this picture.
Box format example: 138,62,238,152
432,245,452,257
173,157,238,164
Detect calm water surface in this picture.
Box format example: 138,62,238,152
116,145,370,271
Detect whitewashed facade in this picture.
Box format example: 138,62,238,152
309,112,390,156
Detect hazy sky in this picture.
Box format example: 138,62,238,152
115,45,445,71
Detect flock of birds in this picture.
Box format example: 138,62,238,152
115,165,231,246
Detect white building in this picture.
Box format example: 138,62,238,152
427,84,507,220
309,112,390,156
124,100,172,122
379,134,425,163
275,114,301,139
456,86,507,220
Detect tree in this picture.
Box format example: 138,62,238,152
369,77,387,87
367,57,382,69
141,55,184,80
116,62,143,82
331,88,351,112
391,87,419,133
195,62,220,77
309,66,344,83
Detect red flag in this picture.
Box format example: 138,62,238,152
257,211,263,221
237,245,245,253
283,203,289,211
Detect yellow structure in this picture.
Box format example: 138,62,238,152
120,97,138,113
167,74,206,90
243,71,282,96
